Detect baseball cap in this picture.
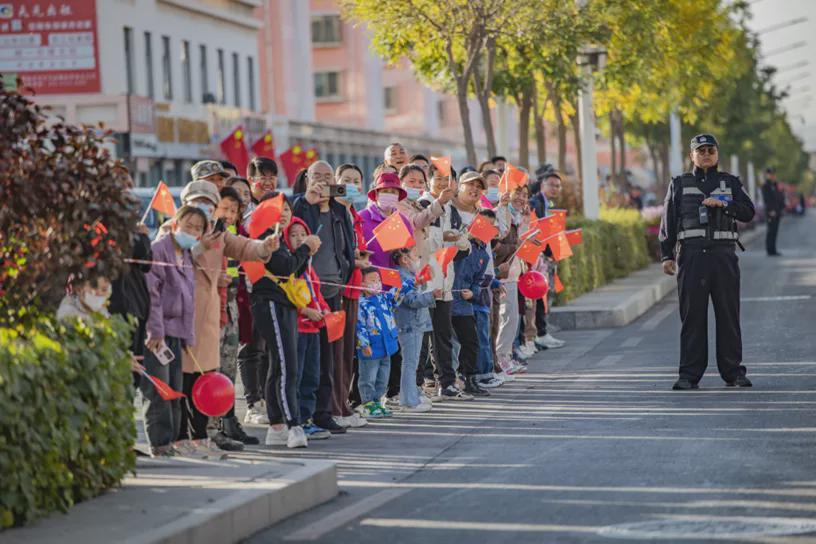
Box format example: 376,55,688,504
181,179,220,206
191,160,228,181
690,134,719,151
459,171,486,190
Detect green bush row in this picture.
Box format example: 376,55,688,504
555,207,651,304
0,315,136,529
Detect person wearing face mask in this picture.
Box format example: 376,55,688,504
395,164,452,269
57,276,113,320
359,172,415,269
482,168,511,238
175,179,278,450
393,247,441,412
140,205,207,457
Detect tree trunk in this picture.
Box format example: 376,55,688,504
645,136,660,195
472,38,497,159
659,138,670,191
546,82,567,173
609,111,617,186
570,112,581,182
474,79,497,159
455,76,478,166
617,110,627,185
517,84,533,169
533,86,547,165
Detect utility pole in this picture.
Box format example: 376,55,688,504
669,112,683,177
576,0,602,219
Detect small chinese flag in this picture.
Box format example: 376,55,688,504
553,272,565,294
565,229,583,247
372,213,414,252
148,181,177,217
415,264,432,285
499,163,528,194
241,261,267,284
248,193,285,239
220,126,250,177
376,266,402,289
549,209,568,220
251,130,276,160
532,215,566,241
516,238,546,265
434,246,458,277
142,372,186,400
430,156,451,177
546,233,574,261
324,310,346,343
468,213,499,244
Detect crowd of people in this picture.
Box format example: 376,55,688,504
60,143,571,456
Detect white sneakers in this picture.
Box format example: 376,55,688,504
265,425,308,448
535,334,566,349
519,341,538,357
244,402,270,425
334,413,368,428
403,400,432,413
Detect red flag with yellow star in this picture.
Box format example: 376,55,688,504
279,145,320,184
147,181,177,217
251,130,276,160
220,126,250,176
372,213,414,252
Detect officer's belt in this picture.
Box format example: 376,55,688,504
678,229,739,241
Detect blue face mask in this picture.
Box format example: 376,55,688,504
174,230,199,250
405,188,422,201
507,202,516,214
486,186,499,202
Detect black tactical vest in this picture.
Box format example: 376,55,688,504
676,173,739,244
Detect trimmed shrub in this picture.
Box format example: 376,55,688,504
555,207,651,304
0,315,136,529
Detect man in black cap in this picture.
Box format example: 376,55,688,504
659,134,755,390
762,167,784,256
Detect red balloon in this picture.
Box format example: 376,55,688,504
518,270,549,299
192,372,235,417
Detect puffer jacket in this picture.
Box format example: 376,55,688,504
451,239,489,317
393,267,435,334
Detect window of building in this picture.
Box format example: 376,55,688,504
144,31,154,99
181,40,192,103
247,56,256,111
314,71,341,100
216,48,226,105
232,52,241,108
311,15,342,45
123,27,135,94
199,45,210,103
161,35,173,100
384,86,396,113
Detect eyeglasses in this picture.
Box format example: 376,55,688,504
695,146,717,155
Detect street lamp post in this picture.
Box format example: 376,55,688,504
577,52,600,219
669,111,683,177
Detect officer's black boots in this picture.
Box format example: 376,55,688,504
672,378,699,390
726,375,753,387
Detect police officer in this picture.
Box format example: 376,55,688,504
659,134,755,390
762,167,784,256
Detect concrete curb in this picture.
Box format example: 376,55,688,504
550,225,766,330
126,460,337,544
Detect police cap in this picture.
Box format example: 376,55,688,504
690,133,719,151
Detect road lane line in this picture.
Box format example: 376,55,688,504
620,336,643,348
283,488,411,541
741,295,812,302
639,305,675,331
599,355,624,366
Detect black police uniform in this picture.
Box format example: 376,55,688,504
659,135,755,387
761,174,784,256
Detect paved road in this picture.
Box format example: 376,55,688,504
246,214,816,544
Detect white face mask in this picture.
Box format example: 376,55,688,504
81,292,109,312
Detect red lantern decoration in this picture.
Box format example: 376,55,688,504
518,270,549,299
192,372,235,417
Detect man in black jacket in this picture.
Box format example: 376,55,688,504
762,167,784,256
659,134,755,390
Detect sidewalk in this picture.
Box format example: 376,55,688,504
550,225,765,330
0,452,337,544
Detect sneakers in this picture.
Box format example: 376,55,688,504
438,384,474,401
265,425,289,446
496,370,515,382
315,417,347,434
521,341,539,356
672,378,699,391
514,346,532,361
303,421,331,440
211,431,245,451
402,401,432,413
244,402,270,425
335,413,368,428
535,334,565,349
383,396,401,409
378,401,393,417
149,444,177,458
222,416,260,445
287,426,308,449
464,376,490,397
478,375,504,389
362,401,386,418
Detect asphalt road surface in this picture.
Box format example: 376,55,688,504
246,214,816,544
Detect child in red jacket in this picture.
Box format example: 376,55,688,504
284,218,333,440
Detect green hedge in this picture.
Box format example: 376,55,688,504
555,207,651,304
0,315,136,529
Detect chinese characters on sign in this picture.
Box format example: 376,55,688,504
0,1,100,93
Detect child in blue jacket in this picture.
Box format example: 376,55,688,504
393,247,441,412
356,267,400,418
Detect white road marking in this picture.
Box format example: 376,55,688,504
741,295,812,302
599,355,624,366
620,336,643,348
283,488,411,541
639,305,675,331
